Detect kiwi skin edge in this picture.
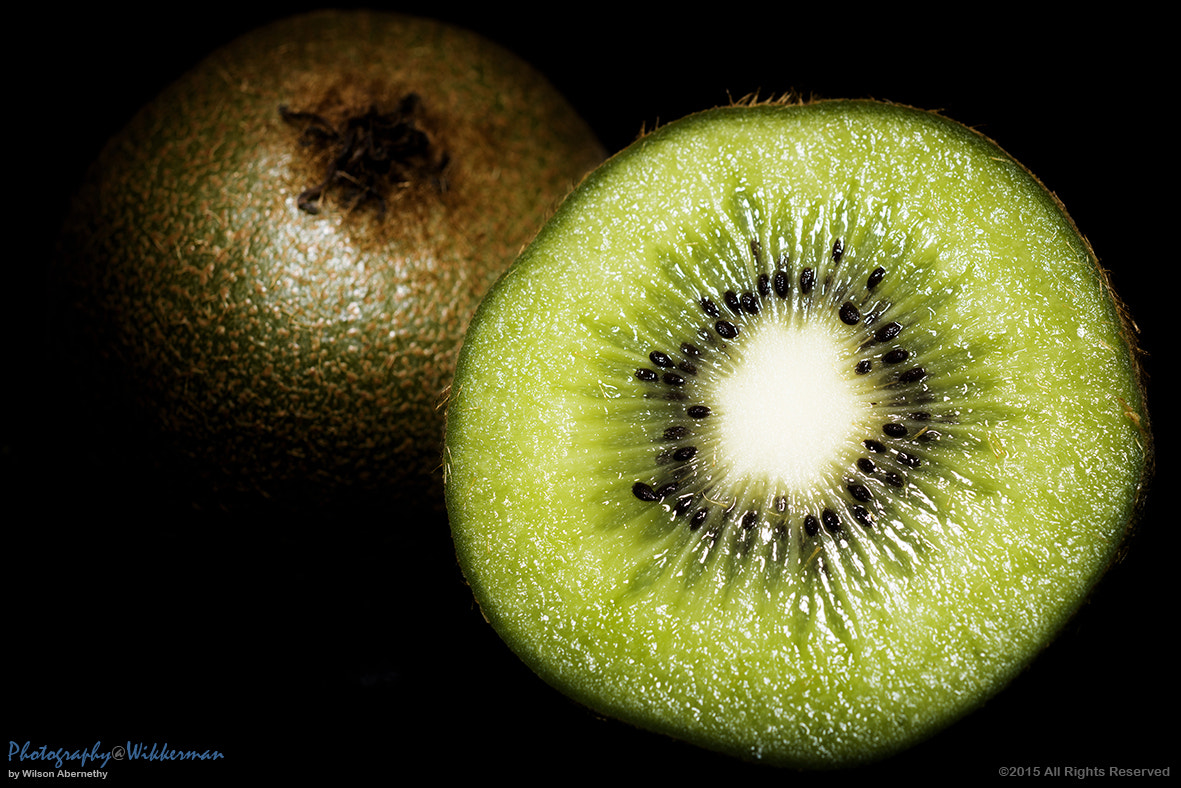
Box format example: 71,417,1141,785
444,98,1153,769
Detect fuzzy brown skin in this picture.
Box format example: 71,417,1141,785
57,10,605,513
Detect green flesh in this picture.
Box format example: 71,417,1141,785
444,101,1149,767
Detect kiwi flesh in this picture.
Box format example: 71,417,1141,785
444,100,1151,767
55,10,604,512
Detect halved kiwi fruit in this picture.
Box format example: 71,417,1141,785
444,99,1151,767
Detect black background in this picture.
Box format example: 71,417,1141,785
10,3,1170,783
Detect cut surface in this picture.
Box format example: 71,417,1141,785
444,101,1150,767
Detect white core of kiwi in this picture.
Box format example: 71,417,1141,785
714,316,865,493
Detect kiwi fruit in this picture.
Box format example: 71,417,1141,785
54,9,604,512
444,99,1151,768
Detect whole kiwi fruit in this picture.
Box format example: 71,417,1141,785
444,99,1152,767
55,9,604,513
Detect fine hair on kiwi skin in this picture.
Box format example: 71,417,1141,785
443,96,1154,770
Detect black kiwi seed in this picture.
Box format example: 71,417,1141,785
899,367,928,384
896,451,921,468
715,320,739,339
633,482,659,501
740,291,759,314
690,509,709,530
680,342,701,357
701,297,719,317
883,348,910,364
847,482,872,502
678,361,698,375
674,496,694,516
804,514,820,536
874,322,903,342
673,446,697,461
663,425,689,440
663,372,686,386
851,505,873,528
883,423,908,437
821,509,841,533
864,439,886,453
867,267,886,289
742,510,759,529
724,290,742,313
650,351,673,367
757,273,770,297
832,239,844,263
800,268,815,294
839,302,861,325
855,359,872,374
636,368,658,381
857,457,876,473
687,405,711,419
773,269,789,297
